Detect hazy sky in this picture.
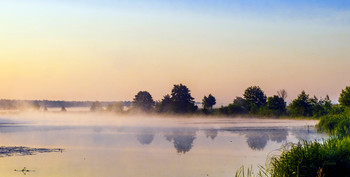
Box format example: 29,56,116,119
1,0,350,105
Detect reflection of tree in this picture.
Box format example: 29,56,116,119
291,127,327,141
245,132,269,151
164,129,197,154
204,129,218,140
226,128,289,151
136,131,155,145
269,129,288,143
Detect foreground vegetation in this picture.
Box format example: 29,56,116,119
236,137,350,177
269,137,350,177
234,106,350,177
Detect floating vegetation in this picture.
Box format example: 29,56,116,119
0,146,63,158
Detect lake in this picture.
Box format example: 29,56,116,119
0,112,327,177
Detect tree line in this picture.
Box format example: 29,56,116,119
3,84,350,118
98,84,350,118
0,99,129,110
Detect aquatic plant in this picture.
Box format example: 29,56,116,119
0,146,63,157
234,165,269,177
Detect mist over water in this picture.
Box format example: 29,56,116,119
0,111,327,177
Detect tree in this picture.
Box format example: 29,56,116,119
309,96,325,117
289,91,312,117
90,101,103,111
217,97,249,116
309,95,332,117
61,106,67,112
324,95,332,113
218,97,250,115
202,94,216,110
156,94,173,113
32,101,40,110
133,91,155,111
227,103,248,115
277,89,288,101
266,95,286,116
243,86,267,108
170,84,197,113
106,102,124,113
233,97,250,112
339,86,350,107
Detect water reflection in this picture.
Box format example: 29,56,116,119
291,128,326,141
159,126,316,153
245,132,269,151
223,128,289,150
269,130,288,143
0,118,328,177
136,130,155,145
0,125,321,153
204,129,218,140
164,129,197,154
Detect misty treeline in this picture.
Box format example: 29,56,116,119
0,99,131,111
2,84,350,118
119,84,350,118
100,84,198,114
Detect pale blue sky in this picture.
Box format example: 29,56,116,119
0,0,349,104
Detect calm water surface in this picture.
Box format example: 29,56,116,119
0,113,327,177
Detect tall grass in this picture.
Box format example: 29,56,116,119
267,112,350,177
317,114,350,137
234,165,269,177
269,137,350,177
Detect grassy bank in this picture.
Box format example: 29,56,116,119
235,112,350,177
269,137,350,177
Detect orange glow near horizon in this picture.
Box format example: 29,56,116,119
1,1,350,104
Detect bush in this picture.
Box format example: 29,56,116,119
329,104,345,115
217,103,248,116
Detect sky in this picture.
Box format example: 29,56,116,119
0,0,350,105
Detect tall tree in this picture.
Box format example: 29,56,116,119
339,86,350,107
289,91,312,117
267,95,286,116
133,91,155,111
156,94,173,113
170,84,197,113
202,94,216,110
309,96,328,117
277,89,288,101
243,86,267,108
